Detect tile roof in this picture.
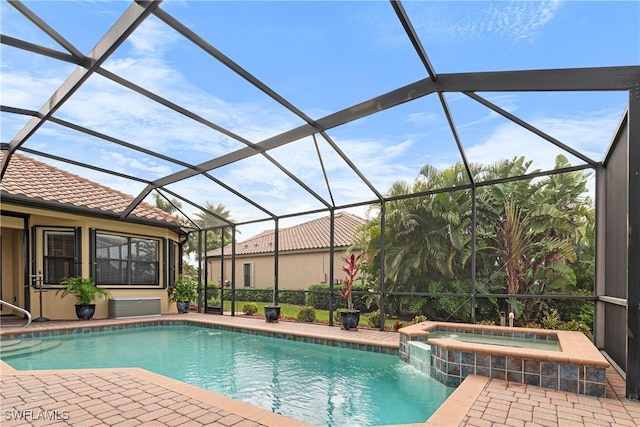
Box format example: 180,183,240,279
208,212,366,256
0,151,183,227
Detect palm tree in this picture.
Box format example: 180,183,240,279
184,202,234,256
153,193,182,215
360,162,474,316
360,155,593,323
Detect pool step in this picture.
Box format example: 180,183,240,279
0,339,62,358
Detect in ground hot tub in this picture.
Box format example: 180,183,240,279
399,321,610,397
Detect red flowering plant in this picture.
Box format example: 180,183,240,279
338,253,362,310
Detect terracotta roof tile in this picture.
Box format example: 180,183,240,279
208,212,366,256
0,151,183,227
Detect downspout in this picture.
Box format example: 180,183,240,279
231,224,236,316
274,218,279,306
197,230,203,313
379,202,386,331
328,209,335,326
471,186,477,323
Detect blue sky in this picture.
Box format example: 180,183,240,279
1,0,639,236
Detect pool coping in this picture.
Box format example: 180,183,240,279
1,315,635,426
0,315,399,354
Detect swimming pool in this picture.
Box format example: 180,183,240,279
2,325,453,426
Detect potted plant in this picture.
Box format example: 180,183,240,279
338,253,362,330
56,276,111,320
167,274,198,313
264,303,281,323
205,283,223,314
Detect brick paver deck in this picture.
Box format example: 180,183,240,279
1,313,639,426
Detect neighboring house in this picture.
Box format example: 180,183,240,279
0,151,186,320
206,212,366,290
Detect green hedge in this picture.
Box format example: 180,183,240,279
278,290,307,305
305,283,371,312
206,285,372,311
221,288,273,302
217,287,306,305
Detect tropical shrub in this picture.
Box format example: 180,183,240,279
57,276,111,305
296,306,316,322
559,320,593,340
541,310,562,329
367,310,381,328
167,275,198,303
578,302,594,325
205,284,220,301
337,254,362,310
411,315,428,324
545,291,594,323
358,155,595,324
242,302,258,315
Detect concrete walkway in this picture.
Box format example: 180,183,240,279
1,313,639,426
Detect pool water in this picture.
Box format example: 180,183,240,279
2,326,453,426
427,330,561,351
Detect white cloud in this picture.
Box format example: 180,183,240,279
98,150,174,177
406,111,442,126
487,1,563,42
437,111,619,172
401,1,564,46
0,69,67,110
127,18,181,55
0,0,622,236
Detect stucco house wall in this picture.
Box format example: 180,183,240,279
205,212,365,291
1,152,185,320
207,248,360,290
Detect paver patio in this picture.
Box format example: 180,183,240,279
1,313,639,426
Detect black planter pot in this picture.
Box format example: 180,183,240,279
206,306,223,314
340,309,360,330
264,305,281,323
176,301,191,313
75,304,96,320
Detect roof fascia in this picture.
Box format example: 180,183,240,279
1,194,183,233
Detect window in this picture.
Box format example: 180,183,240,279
43,230,75,285
95,232,159,286
243,263,253,287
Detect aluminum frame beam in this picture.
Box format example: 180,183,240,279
464,92,598,166
390,0,437,82
7,0,85,61
0,0,162,179
627,85,640,400
129,66,637,195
